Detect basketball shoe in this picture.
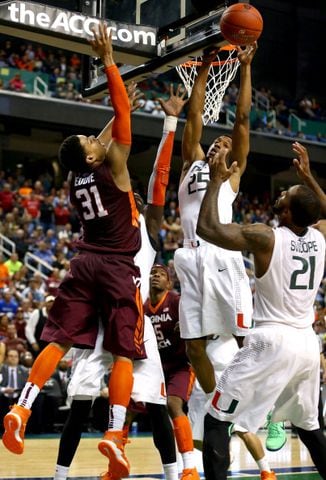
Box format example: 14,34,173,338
261,471,277,479
98,430,130,478
180,467,200,480
265,415,287,451
2,404,31,454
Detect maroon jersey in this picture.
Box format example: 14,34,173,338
69,163,140,254
145,291,188,371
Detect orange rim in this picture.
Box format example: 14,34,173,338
178,44,238,68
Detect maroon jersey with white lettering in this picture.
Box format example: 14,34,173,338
144,291,188,371
69,163,140,254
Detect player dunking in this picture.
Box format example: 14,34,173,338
145,264,199,480
173,42,257,396
197,148,326,479
2,24,143,479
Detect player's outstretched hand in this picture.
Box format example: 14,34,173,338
292,141,312,180
237,41,258,65
90,22,114,67
208,150,238,183
158,84,188,118
127,81,145,112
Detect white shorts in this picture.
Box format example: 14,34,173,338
208,324,320,432
67,316,166,406
188,336,239,441
174,243,253,338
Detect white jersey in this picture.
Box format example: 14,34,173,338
254,226,325,328
179,160,235,243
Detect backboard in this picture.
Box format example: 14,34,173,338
82,0,241,98
0,0,241,97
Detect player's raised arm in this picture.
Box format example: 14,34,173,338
230,42,257,183
292,141,326,217
181,48,217,179
145,84,188,242
90,23,131,179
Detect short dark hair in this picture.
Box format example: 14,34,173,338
289,185,321,227
58,135,87,172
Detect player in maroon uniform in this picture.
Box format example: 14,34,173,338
144,264,199,480
2,24,143,479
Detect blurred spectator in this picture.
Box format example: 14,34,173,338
0,183,15,213
0,289,18,319
54,200,71,229
0,254,10,289
0,341,5,365
0,348,29,431
45,268,61,296
39,196,55,233
4,252,23,277
21,276,46,306
3,323,27,355
8,73,27,92
25,295,55,355
0,313,10,340
13,306,27,340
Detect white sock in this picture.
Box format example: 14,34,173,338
257,456,271,472
163,462,179,480
181,450,196,469
108,404,127,431
17,382,40,410
53,464,69,480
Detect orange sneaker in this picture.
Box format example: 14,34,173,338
180,468,200,480
98,430,130,478
2,404,31,454
261,471,277,480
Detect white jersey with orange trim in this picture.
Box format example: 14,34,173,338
174,160,253,338
253,226,325,328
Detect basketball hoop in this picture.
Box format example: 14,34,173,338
176,45,240,125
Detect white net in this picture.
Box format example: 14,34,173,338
176,46,240,125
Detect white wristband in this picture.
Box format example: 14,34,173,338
163,115,178,132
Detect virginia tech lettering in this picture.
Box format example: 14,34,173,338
6,2,156,46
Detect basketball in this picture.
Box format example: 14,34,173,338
220,3,263,46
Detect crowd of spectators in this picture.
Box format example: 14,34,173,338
1,36,326,141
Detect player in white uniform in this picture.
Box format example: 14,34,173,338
197,148,326,479
173,42,257,397
53,86,188,480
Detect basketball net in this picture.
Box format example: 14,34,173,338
176,45,240,125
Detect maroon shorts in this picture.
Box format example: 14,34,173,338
164,364,195,402
41,251,145,359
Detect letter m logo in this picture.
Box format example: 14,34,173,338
212,390,239,414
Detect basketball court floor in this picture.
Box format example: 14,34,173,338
0,430,322,479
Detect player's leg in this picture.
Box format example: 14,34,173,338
2,341,70,454
147,402,178,480
186,338,215,394
236,430,275,480
99,258,144,478
296,426,326,477
163,365,199,479
54,398,93,480
203,414,231,480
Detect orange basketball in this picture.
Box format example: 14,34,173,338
220,3,263,46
